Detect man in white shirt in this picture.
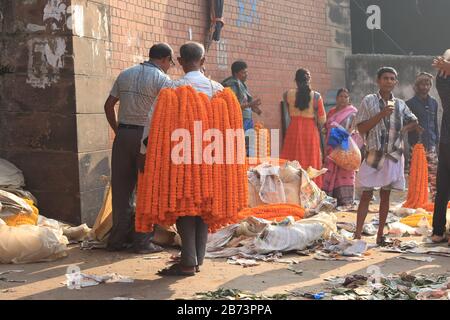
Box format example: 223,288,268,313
140,42,223,276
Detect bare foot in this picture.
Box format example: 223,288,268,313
431,234,447,243
376,234,386,246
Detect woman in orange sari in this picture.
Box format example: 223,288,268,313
281,68,326,188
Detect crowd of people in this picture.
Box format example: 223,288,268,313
103,41,450,276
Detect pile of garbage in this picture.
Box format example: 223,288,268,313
248,161,336,214
334,206,435,241
195,288,290,300
205,212,338,261
326,272,450,300
313,234,373,262
0,158,94,264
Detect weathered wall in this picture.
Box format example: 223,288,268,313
0,0,81,224
106,0,342,129
0,0,350,225
326,0,351,89
346,54,441,107
0,0,112,225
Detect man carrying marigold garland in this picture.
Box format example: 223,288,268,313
140,42,223,276
353,67,422,245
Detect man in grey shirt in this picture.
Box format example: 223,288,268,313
104,43,175,253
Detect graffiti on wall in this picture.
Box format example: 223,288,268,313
236,0,259,27
26,37,66,89
24,1,87,88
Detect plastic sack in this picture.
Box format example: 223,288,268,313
247,164,286,207
298,164,327,212
387,222,419,236
253,164,286,204
252,223,324,254
0,158,25,188
329,135,361,171
297,212,338,239
0,190,33,217
0,217,68,264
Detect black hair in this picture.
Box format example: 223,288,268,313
377,67,398,79
336,88,349,97
294,68,311,111
179,42,205,64
231,60,248,76
149,43,173,59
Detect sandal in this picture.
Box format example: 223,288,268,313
157,263,195,277
168,256,200,272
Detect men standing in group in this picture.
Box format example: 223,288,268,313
140,42,223,276
407,72,440,198
104,43,175,254
353,67,421,245
222,61,262,155
431,49,450,244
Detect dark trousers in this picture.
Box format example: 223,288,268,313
432,143,450,236
176,216,209,267
108,126,150,249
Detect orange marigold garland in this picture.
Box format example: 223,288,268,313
238,204,305,222
136,86,249,233
176,86,188,201
136,89,168,232
403,143,433,210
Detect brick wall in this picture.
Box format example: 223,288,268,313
0,0,347,225
107,0,333,130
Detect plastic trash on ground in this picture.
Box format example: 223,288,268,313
0,159,25,188
0,217,68,264
252,223,324,254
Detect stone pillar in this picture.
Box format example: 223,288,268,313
0,0,113,226
326,0,352,89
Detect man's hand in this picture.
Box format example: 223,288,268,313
401,122,422,134
249,98,262,115
380,104,395,118
415,125,425,134
252,105,263,115
137,153,146,173
433,56,450,78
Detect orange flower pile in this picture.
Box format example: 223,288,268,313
402,143,450,212
238,203,305,222
136,86,248,233
403,144,432,210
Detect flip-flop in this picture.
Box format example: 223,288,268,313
157,263,195,277
167,256,200,272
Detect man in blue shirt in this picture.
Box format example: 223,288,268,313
407,72,440,198
407,72,440,151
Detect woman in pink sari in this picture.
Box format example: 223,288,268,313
323,88,358,206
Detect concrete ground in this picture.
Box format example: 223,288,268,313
1,206,449,300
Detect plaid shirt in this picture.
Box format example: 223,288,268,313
355,92,417,169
